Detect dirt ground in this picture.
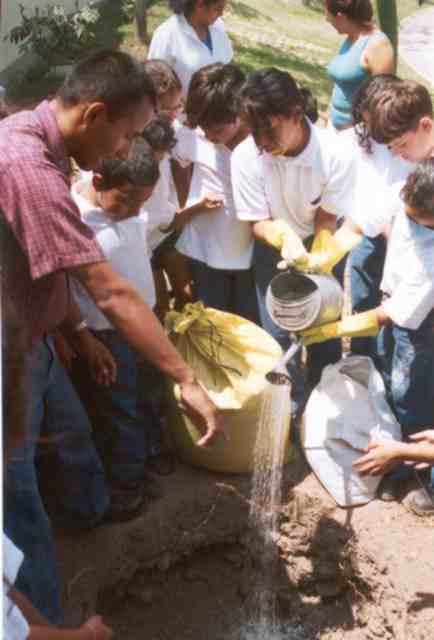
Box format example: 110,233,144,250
56,449,434,640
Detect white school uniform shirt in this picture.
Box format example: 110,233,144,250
71,179,156,330
3,535,29,640
141,156,178,252
174,125,254,270
148,14,233,95
344,129,415,237
231,120,355,239
379,207,434,330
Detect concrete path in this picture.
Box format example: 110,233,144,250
399,6,434,86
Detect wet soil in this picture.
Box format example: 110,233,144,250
56,452,434,639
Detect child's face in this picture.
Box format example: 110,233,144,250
202,118,241,145
158,89,183,122
98,182,155,220
253,113,304,156
405,202,434,229
388,117,434,162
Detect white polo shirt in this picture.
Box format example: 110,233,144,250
231,121,355,239
71,180,156,330
3,535,29,640
141,156,178,252
174,125,254,270
148,15,233,95
344,130,415,237
380,208,434,330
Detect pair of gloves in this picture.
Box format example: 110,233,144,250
264,220,379,345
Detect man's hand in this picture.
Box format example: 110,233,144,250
179,379,227,447
353,440,404,476
77,333,117,387
81,615,113,640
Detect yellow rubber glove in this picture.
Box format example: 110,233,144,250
298,226,362,274
263,219,308,266
299,310,379,346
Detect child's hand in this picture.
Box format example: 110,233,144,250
200,192,224,210
410,429,434,446
80,334,117,386
81,615,113,640
353,440,403,476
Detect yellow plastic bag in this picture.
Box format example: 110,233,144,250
165,302,292,473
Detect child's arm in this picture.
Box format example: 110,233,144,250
8,587,113,640
353,432,434,477
163,192,223,234
58,297,117,386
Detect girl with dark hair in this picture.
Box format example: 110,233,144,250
232,68,355,401
148,0,232,95
325,0,394,131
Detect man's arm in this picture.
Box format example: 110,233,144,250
69,261,225,446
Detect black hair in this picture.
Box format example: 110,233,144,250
57,50,156,120
240,68,309,142
186,63,245,129
169,0,217,17
300,87,318,124
142,113,177,153
96,138,160,189
326,0,373,26
401,159,434,217
351,74,401,153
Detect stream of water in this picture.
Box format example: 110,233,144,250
234,383,306,639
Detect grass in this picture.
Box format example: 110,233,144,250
6,0,433,108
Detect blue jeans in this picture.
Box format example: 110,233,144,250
377,316,434,487
189,258,260,324
350,235,386,364
4,336,108,623
72,331,163,485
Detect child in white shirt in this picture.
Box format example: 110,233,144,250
173,62,259,322
301,160,434,513
71,139,167,522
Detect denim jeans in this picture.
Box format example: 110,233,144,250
72,330,163,485
377,316,434,487
350,234,386,364
189,258,260,324
3,336,108,623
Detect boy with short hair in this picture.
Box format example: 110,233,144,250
300,160,434,514
71,138,165,521
369,80,434,161
173,62,259,322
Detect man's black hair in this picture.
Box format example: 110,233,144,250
142,113,177,153
97,138,160,189
57,50,156,120
169,0,217,17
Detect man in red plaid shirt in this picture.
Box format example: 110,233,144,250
1,50,224,623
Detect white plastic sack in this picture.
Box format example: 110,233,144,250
302,356,402,507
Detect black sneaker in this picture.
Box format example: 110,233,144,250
376,475,403,502
104,480,148,523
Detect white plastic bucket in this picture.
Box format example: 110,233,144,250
266,271,344,332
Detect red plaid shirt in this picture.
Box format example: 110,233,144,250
0,101,104,338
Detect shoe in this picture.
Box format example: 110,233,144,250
407,487,434,516
376,476,402,502
104,480,148,523
146,451,176,476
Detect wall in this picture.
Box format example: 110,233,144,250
0,0,90,74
